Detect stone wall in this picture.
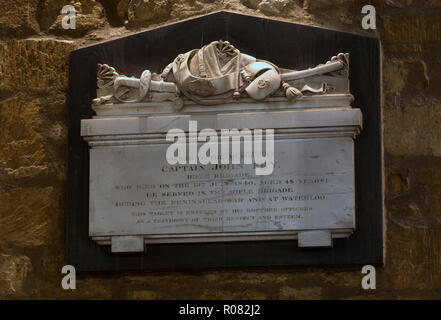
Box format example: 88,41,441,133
1,0,440,299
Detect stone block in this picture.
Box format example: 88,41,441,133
0,39,74,94
0,0,39,37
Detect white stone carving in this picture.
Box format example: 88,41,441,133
93,40,350,109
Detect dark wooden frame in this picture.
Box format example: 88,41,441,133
67,11,383,271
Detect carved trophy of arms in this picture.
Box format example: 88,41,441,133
93,40,350,108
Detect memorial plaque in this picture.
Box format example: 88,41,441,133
83,106,362,250
68,11,382,271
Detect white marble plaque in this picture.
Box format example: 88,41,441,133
90,137,355,236
83,104,362,251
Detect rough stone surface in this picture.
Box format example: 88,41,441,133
0,186,62,247
125,0,172,28
0,98,46,178
382,11,441,44
0,254,32,297
1,0,441,299
44,0,107,37
169,0,220,20
241,0,290,15
39,0,66,31
241,0,262,9
303,0,354,9
279,286,322,299
96,0,127,26
0,0,40,38
386,155,441,230
258,0,290,15
0,39,74,94
131,290,163,299
384,104,441,157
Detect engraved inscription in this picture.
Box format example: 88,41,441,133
89,138,355,237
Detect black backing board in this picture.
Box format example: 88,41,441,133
67,11,383,271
